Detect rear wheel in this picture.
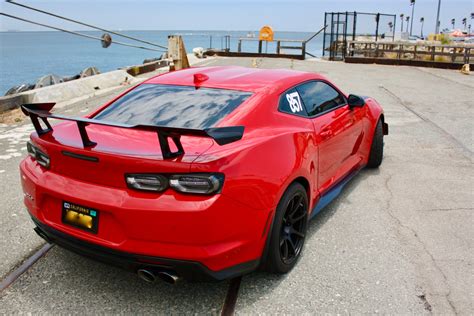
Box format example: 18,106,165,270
263,182,308,274
367,119,384,168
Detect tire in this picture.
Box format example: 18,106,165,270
262,182,309,274
367,119,384,168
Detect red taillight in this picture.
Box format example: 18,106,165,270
27,141,50,169
125,173,224,195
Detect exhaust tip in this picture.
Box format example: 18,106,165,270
156,271,180,284
137,269,156,283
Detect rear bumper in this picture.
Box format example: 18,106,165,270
20,157,272,277
32,217,259,281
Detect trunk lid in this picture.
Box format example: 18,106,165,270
33,122,214,189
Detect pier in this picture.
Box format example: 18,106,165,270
1,56,472,314
346,40,474,69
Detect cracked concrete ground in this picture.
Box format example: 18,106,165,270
0,57,473,314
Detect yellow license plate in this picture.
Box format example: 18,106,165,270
62,201,99,233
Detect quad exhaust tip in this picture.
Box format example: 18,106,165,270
156,271,180,284
137,269,156,283
137,269,180,284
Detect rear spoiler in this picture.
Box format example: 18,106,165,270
21,103,244,159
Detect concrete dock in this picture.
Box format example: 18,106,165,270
0,57,472,314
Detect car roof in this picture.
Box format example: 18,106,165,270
144,66,325,93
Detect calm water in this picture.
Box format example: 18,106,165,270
0,30,323,95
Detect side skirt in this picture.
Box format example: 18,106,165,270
310,167,362,219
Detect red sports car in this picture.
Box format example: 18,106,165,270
20,66,388,283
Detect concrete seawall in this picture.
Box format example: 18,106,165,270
0,60,171,113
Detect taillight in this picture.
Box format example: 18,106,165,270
125,173,224,195
126,174,168,192
169,174,224,194
26,141,50,169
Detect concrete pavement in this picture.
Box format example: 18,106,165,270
0,57,472,314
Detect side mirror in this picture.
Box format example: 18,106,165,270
347,94,366,109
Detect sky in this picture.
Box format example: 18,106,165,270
0,0,472,34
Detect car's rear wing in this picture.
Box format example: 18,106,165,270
21,103,244,159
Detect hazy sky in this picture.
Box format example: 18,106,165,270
0,0,472,34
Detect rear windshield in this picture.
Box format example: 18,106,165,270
94,84,252,129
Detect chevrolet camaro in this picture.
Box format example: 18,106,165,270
20,66,388,283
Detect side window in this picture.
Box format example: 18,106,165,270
296,81,346,116
278,88,308,117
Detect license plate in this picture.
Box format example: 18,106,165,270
62,201,99,233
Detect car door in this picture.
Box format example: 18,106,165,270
295,81,364,193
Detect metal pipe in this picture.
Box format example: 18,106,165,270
0,13,165,52
435,0,442,34
5,0,168,50
410,0,416,36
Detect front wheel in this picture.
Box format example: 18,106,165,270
262,182,308,274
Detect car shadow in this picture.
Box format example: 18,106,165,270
233,169,377,306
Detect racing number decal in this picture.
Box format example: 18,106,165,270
286,92,303,113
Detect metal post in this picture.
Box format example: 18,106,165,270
343,11,348,59
353,12,357,41
336,13,340,59
238,39,242,52
420,18,424,38
393,15,397,41
258,40,263,54
329,12,334,60
375,13,380,41
322,13,327,57
435,0,442,34
410,0,416,36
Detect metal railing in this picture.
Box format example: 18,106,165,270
346,41,473,66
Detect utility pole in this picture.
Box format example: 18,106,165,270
420,17,425,38
435,0,442,34
406,16,410,33
462,18,467,30
410,0,416,36
400,14,405,32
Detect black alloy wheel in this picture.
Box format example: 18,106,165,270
280,192,307,264
262,182,309,274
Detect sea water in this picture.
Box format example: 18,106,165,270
0,30,323,95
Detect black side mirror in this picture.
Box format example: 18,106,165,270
347,94,366,109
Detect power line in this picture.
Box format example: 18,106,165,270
5,0,168,50
0,13,166,52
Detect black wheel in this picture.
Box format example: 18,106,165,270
367,119,384,168
262,182,308,274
